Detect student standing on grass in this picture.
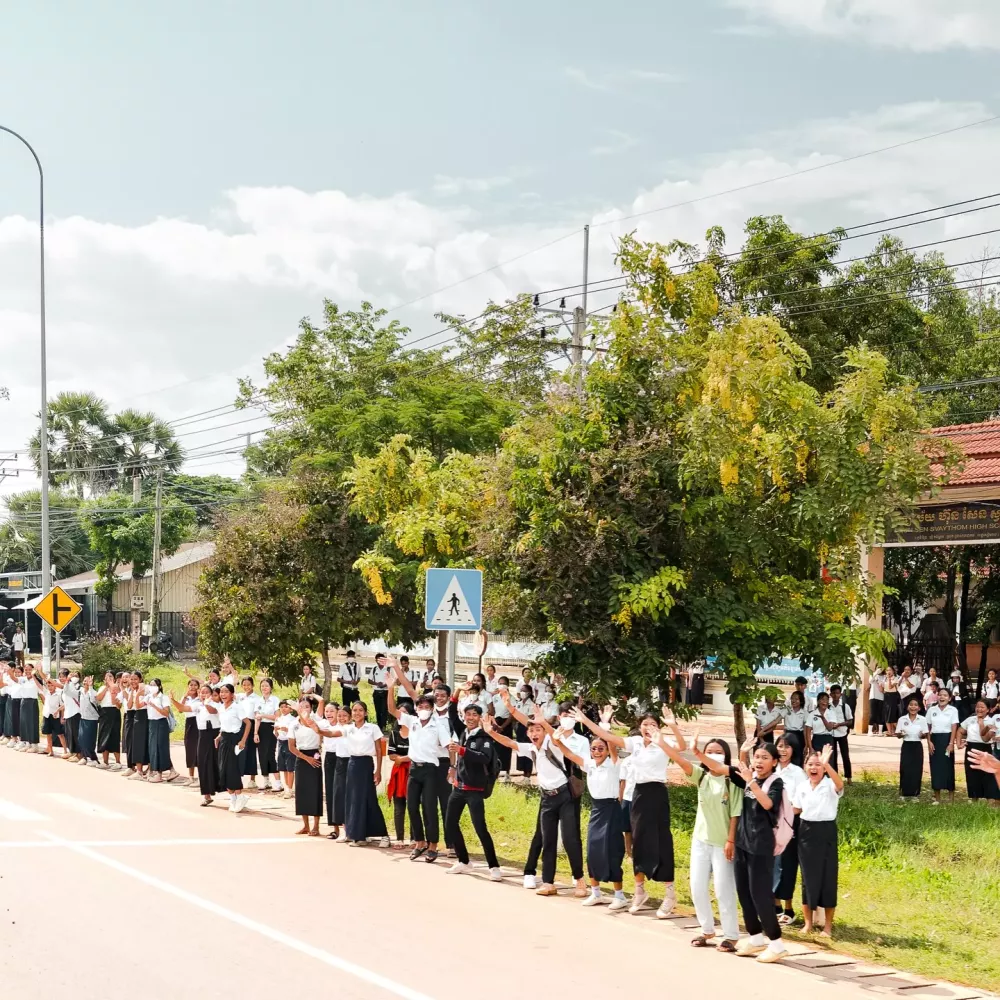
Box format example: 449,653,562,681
926,687,959,804
575,708,686,918
895,698,929,801
958,700,1000,804
676,734,742,951
299,663,317,699
338,650,361,707
369,653,391,731
793,746,843,938
773,735,806,926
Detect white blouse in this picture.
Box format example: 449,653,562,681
925,704,959,734
792,776,842,822
961,716,993,744
782,709,808,732
898,715,929,741
343,722,383,758
806,710,831,736
145,692,170,721
586,756,620,799
624,735,671,784
213,701,246,734
257,695,280,720
776,761,806,800
985,680,1000,699
300,674,318,695
292,716,322,752
275,715,298,742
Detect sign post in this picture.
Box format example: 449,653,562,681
34,586,82,674
425,568,483,690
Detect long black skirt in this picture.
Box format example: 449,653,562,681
324,751,338,825
184,716,198,769
773,816,800,899
295,750,323,817
2,694,13,738
130,711,150,766
0,696,7,738
8,697,20,741
345,755,388,841
899,740,923,797
241,725,258,777
964,741,1000,800
197,728,218,796
257,722,278,776
686,672,705,706
798,819,838,908
148,717,171,772
587,797,626,884
884,692,901,725
630,781,674,882
332,755,349,825
123,710,135,766
929,732,955,791
97,706,121,753
19,699,39,744
218,731,243,792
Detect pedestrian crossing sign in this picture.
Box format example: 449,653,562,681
34,585,82,633
425,568,482,631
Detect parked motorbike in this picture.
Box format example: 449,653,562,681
146,631,176,660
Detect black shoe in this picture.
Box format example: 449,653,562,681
424,850,439,863
410,846,428,861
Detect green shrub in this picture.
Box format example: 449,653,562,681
80,640,161,680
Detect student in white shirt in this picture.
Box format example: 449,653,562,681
0,664,15,745
40,678,68,757
780,691,808,766
489,675,515,775
868,668,886,735
512,684,536,778
368,654,391,731
299,663,318,699
12,624,26,666
220,655,240,694
895,698,929,801
897,666,919,716
326,705,352,841
145,678,178,783
125,671,151,779
826,685,853,784
619,749,636,859
577,708,686,918
332,701,389,846
254,678,281,792
173,683,218,805
925,687,959,804
203,683,251,813
339,650,361,708
772,735,806,925
396,655,423,699
287,697,326,836
484,664,499,695
18,665,42,752
77,674,100,766
793,676,816,714
58,668,82,761
236,677,263,788
805,691,834,758
985,669,1000,710
753,697,783,745
95,671,123,769
172,679,201,785
958,699,1000,803
792,745,844,938
273,700,298,798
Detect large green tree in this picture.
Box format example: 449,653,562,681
0,489,94,576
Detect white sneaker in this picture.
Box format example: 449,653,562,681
378,836,390,848
446,862,471,875
336,831,348,843
582,893,605,907
489,867,503,882
522,874,538,890
96,761,108,769
76,758,88,766
629,888,649,914
757,943,788,964
233,794,249,813
87,760,98,767
608,896,628,911
656,885,677,919
228,799,236,813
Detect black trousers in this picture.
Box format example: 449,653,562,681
536,788,584,884
445,788,498,868
436,758,453,847
393,797,407,842
735,848,780,940
324,751,338,826
525,788,584,878
341,685,359,708
832,735,852,780
407,762,440,843
372,689,389,731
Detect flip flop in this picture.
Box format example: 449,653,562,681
424,850,439,863
690,935,715,948
410,846,428,861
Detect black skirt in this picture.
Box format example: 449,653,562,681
130,711,150,766
2,694,12,738
884,692,901,725
19,699,39,743
257,721,278,776
798,819,838,908
97,706,121,753
241,724,258,777
686,672,705,706
869,699,884,726
184,716,198,769
0,695,7,737
332,754,349,825
929,732,955,791
325,751,338,825
773,816,800,899
8,697,20,740
295,749,324,817
899,740,923,797
964,741,1000,800
218,731,243,792
123,709,135,766
630,781,674,882
345,755,388,841
148,717,171,772
587,797,626,884
197,727,218,796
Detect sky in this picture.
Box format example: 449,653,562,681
1,0,1000,496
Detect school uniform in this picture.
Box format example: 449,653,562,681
322,719,344,827
386,723,411,841
236,693,262,777
586,756,625,885
625,735,674,883
338,659,362,707
78,687,100,761
926,704,958,791
755,704,783,744
343,722,389,841
490,691,515,772
369,664,391,731
291,716,324,817
398,709,450,844
883,677,902,726
444,726,500,869
274,713,297,774
255,694,280,777
96,687,121,754
195,700,219,797
805,709,833,758
182,696,200,771
897,714,928,797
826,700,853,779
62,679,81,754
688,767,741,941
729,768,784,942
433,704,455,846
122,689,136,766
773,762,805,903
948,678,969,721
146,692,172,771
517,736,584,885
299,673,317,700
984,679,1000,711
42,689,64,738
793,776,841,909
395,666,424,700
1,675,17,739
619,755,636,830
961,716,1000,800
869,671,886,730
686,662,706,706
129,689,150,767
898,678,920,716
513,698,536,776
18,675,40,745
214,700,247,792
781,709,808,766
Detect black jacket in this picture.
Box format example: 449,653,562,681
455,727,494,791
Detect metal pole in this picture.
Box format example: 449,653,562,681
150,468,163,637
581,223,590,319
446,630,456,690
0,126,50,671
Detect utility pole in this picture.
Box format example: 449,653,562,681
150,468,163,639
132,472,141,503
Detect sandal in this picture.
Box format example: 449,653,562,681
718,940,738,954
691,935,714,948
424,850,439,863
410,846,428,861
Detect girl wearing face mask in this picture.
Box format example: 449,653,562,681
576,708,686,918
386,699,413,848
145,678,178,783
772,736,806,925
678,735,741,950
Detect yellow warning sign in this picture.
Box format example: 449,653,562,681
34,585,83,633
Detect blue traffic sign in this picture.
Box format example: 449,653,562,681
425,568,483,631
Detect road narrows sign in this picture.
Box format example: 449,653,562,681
34,585,83,633
425,568,482,630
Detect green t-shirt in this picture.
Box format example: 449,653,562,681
690,768,743,847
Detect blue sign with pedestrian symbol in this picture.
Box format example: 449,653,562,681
425,568,483,631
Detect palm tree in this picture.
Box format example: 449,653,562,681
30,391,116,498
110,409,184,498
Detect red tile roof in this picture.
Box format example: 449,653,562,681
929,420,1000,487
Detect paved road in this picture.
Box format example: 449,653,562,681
0,749,976,1000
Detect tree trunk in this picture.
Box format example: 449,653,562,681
320,642,333,702
977,641,989,698
958,554,972,673
733,702,746,747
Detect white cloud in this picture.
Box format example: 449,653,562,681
627,69,683,83
565,66,682,93
563,66,611,92
2,98,1000,502
432,175,514,197
727,0,1000,51
589,129,641,156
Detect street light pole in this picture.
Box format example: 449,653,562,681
0,126,51,670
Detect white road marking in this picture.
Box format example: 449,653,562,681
41,832,436,1000
0,798,47,821
0,836,309,849
42,793,128,820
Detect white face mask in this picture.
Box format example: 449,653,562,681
706,753,725,764
559,716,576,731
417,709,432,721
498,684,508,691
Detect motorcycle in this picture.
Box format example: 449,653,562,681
145,631,176,660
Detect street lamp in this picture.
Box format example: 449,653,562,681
0,125,51,669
